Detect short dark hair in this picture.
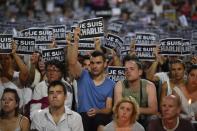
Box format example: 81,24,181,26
0,88,20,117
122,55,142,69
169,59,185,70
187,64,197,74
48,80,67,95
45,59,65,73
83,55,90,60
91,50,106,62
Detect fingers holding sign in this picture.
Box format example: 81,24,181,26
11,40,17,54
74,27,80,45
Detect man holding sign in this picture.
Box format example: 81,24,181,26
67,27,115,131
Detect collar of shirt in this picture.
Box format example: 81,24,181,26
44,106,73,125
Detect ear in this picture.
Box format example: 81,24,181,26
64,94,67,101
176,107,181,114
15,102,19,108
104,61,107,68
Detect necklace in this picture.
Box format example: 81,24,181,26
162,117,179,131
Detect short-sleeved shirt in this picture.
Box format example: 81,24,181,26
77,70,115,112
103,121,145,131
31,107,84,131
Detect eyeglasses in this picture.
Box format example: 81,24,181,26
46,69,60,72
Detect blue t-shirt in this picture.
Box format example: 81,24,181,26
77,70,115,112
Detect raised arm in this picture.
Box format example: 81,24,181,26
11,40,29,85
67,27,82,79
146,46,164,81
111,49,122,66
94,37,103,52
28,52,41,87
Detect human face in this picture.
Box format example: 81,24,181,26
83,59,90,71
0,54,13,68
30,52,40,64
187,69,197,89
170,63,185,81
90,56,106,76
46,65,62,83
124,61,142,82
117,102,133,123
1,92,18,113
48,85,66,108
161,98,180,120
38,58,45,71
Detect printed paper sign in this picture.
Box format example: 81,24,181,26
79,39,95,51
0,34,13,54
160,38,182,56
135,45,156,61
48,25,66,41
107,66,125,82
135,32,157,61
107,21,123,33
28,28,53,44
79,17,104,39
182,39,190,55
135,32,156,45
42,47,65,62
104,33,123,55
14,37,35,54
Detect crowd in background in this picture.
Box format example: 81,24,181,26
0,0,197,131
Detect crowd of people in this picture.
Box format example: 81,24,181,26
0,0,197,131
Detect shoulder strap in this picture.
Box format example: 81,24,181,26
121,80,128,97
139,79,148,107
140,79,147,89
18,115,23,130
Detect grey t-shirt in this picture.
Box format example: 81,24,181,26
103,121,145,131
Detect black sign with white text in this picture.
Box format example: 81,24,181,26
160,38,182,56
29,28,53,44
42,47,65,62
79,39,95,51
107,22,123,33
182,39,190,55
0,34,13,54
135,32,156,45
79,17,104,39
104,33,123,55
135,45,156,61
48,25,66,41
135,33,156,61
14,37,35,54
107,66,125,82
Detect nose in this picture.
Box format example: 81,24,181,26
52,93,58,98
3,100,9,105
163,107,169,112
122,109,127,114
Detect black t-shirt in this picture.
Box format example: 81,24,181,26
147,118,195,131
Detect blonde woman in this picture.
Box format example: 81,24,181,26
103,97,144,131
